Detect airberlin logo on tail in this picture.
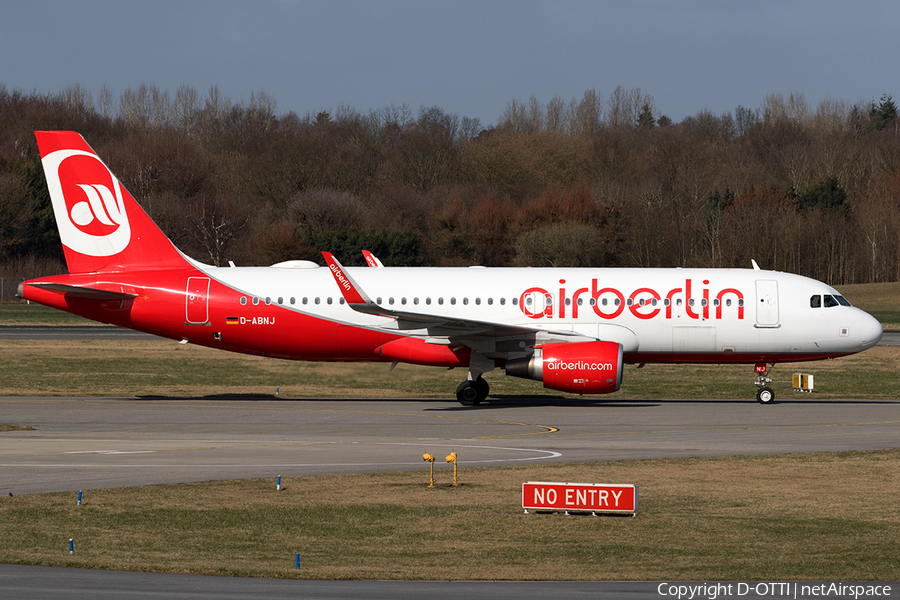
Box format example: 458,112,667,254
41,149,131,257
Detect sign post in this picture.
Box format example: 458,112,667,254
523,482,638,515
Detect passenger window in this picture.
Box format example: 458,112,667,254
438,298,444,305
327,297,333,305
414,298,419,305
302,297,308,305
738,299,744,307
487,298,493,305
389,297,395,305
512,298,518,306
676,299,683,306
500,298,505,305
290,297,295,305
401,297,407,305
277,297,283,305
810,295,821,308
339,298,345,305
426,298,431,305
315,297,320,305
451,298,456,305
240,296,247,305
463,298,469,306
265,297,271,305
726,299,732,307
252,297,259,305
475,298,481,305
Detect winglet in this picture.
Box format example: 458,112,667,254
322,252,372,306
361,249,384,268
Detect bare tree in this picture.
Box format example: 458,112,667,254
60,84,93,116
545,95,566,133
97,84,115,120
574,88,602,134
187,194,248,266
119,84,170,130
172,84,200,135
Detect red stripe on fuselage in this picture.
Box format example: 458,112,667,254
21,269,409,362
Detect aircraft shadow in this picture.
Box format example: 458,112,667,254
131,394,898,409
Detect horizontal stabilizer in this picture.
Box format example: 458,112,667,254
24,282,138,301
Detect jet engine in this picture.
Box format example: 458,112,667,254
505,340,623,394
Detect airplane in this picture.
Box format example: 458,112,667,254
18,131,883,405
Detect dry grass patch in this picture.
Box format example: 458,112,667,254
0,424,33,432
1,450,898,580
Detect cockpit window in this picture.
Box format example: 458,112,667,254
823,294,839,308
835,295,851,306
810,295,821,308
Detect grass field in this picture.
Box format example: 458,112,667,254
1,450,898,580
1,338,898,400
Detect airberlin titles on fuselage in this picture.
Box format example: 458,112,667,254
518,278,745,321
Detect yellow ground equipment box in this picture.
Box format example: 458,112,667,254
793,373,814,392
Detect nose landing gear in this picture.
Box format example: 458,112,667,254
754,362,775,404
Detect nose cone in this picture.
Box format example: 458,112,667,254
856,309,883,350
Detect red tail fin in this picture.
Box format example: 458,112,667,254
35,131,188,273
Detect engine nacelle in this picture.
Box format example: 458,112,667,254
505,341,623,395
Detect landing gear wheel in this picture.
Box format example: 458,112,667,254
456,377,489,406
756,386,775,404
474,377,490,400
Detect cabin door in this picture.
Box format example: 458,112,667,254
755,280,779,327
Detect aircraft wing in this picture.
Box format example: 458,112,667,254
321,252,569,338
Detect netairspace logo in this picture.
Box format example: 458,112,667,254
656,582,893,600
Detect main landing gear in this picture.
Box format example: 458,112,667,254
456,377,490,405
754,362,775,404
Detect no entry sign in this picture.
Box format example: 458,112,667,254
522,481,638,514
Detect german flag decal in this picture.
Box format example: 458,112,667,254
226,316,240,325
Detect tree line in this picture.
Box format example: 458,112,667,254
1,83,899,291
